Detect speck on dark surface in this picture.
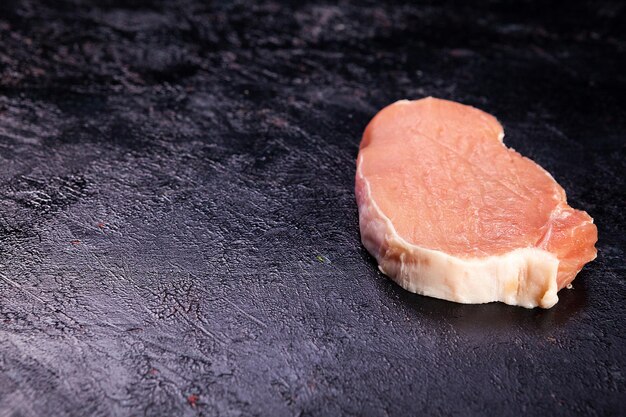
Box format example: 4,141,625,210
0,1,625,416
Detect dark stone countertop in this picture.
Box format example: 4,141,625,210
0,1,624,416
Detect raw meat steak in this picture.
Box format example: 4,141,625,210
355,97,597,308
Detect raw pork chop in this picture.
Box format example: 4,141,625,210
355,97,597,308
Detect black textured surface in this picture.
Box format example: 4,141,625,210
0,1,625,416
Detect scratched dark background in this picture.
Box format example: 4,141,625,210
0,0,625,416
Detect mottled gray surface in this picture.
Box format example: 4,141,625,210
0,1,625,416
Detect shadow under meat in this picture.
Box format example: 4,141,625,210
375,267,589,335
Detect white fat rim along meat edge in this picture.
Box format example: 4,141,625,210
355,107,563,309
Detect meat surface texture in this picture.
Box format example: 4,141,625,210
355,97,598,308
